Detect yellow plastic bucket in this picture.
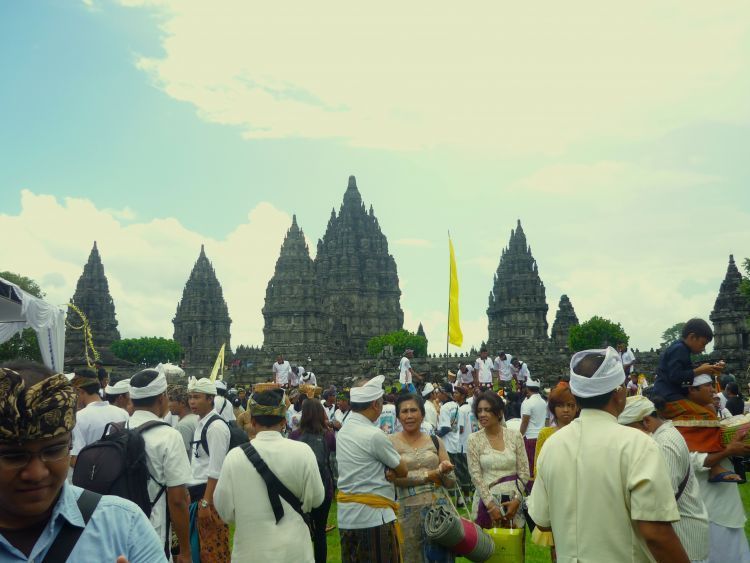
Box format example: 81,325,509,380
484,526,524,563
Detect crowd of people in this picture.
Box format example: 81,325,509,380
0,318,749,562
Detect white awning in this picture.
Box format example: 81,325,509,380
0,277,66,372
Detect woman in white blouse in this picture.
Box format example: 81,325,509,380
467,391,530,533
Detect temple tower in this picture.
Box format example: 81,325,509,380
550,294,579,352
487,221,549,357
314,176,404,356
710,255,750,353
65,242,120,358
262,216,325,358
173,245,232,366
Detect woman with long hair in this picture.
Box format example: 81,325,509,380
290,399,336,563
389,393,456,562
467,391,529,536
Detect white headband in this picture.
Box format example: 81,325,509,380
188,376,217,395
129,372,167,400
350,375,385,403
422,382,435,397
692,374,713,387
105,379,130,396
618,395,655,425
570,347,625,398
215,380,227,391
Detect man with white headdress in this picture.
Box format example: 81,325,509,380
128,368,193,562
422,382,439,432
519,378,547,478
186,377,231,562
104,378,132,414
213,380,236,423
336,375,407,563
619,395,710,563
528,347,689,563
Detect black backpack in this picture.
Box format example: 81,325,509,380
297,431,332,491
198,414,249,455
72,420,169,518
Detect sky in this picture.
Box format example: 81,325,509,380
1,1,749,355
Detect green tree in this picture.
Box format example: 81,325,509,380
568,316,629,352
741,257,750,301
110,337,183,366
0,272,45,363
367,330,427,358
661,322,686,349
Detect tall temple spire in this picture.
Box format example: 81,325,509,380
262,216,325,357
65,242,121,359
710,255,750,352
487,220,549,357
173,246,232,365
550,295,579,352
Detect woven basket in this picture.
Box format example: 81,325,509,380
720,414,750,445
300,384,323,399
253,382,281,394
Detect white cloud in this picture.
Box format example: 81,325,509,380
117,1,750,153
103,206,137,221
0,190,292,348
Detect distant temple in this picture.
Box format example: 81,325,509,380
551,294,579,353
173,245,232,366
710,255,750,355
65,242,121,361
263,176,404,359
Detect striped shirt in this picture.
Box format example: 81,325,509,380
652,421,709,561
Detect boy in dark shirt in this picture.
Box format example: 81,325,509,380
654,318,740,483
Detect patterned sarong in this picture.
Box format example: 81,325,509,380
660,399,722,453
340,522,401,563
188,501,230,563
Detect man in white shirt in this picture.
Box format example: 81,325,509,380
103,378,132,414
399,349,418,392
215,388,324,563
618,396,710,563
422,383,439,432
128,369,193,562
301,368,317,387
168,384,199,460
494,352,513,384
452,386,473,500
618,342,636,375
322,389,337,425
333,394,352,430
519,379,547,478
474,349,494,389
70,369,129,467
337,375,407,563
273,355,292,388
529,347,689,563
457,363,477,387
187,377,231,562
213,380,236,423
511,359,530,389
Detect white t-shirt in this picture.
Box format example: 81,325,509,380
71,401,129,455
399,356,412,385
621,350,636,373
378,404,397,435
301,370,317,386
458,366,474,384
516,363,530,382
438,401,461,454
520,393,547,439
494,355,513,381
424,400,439,431
474,357,494,384
458,402,476,453
273,361,292,385
214,395,236,422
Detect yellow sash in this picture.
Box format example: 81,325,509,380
336,491,404,561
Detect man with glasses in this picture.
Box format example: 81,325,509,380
0,361,165,562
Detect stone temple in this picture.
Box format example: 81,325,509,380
173,245,232,366
262,176,404,359
710,255,750,357
65,242,121,360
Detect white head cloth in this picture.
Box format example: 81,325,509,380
692,374,712,387
188,377,217,395
526,379,541,389
129,372,167,399
618,395,656,425
215,380,227,391
422,382,435,397
105,378,130,396
350,375,385,403
569,347,625,398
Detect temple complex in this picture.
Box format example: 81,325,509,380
486,221,550,358
710,255,750,356
65,242,120,360
172,245,232,366
550,294,579,352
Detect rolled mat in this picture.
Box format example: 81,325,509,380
424,505,495,562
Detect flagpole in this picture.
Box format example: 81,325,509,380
446,231,451,382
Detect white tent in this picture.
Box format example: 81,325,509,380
0,276,66,373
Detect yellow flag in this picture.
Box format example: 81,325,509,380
448,237,463,347
209,343,225,382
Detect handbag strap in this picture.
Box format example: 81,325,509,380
241,443,305,524
675,468,691,501
42,489,101,563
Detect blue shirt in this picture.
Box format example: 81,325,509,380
653,340,695,402
0,484,167,563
